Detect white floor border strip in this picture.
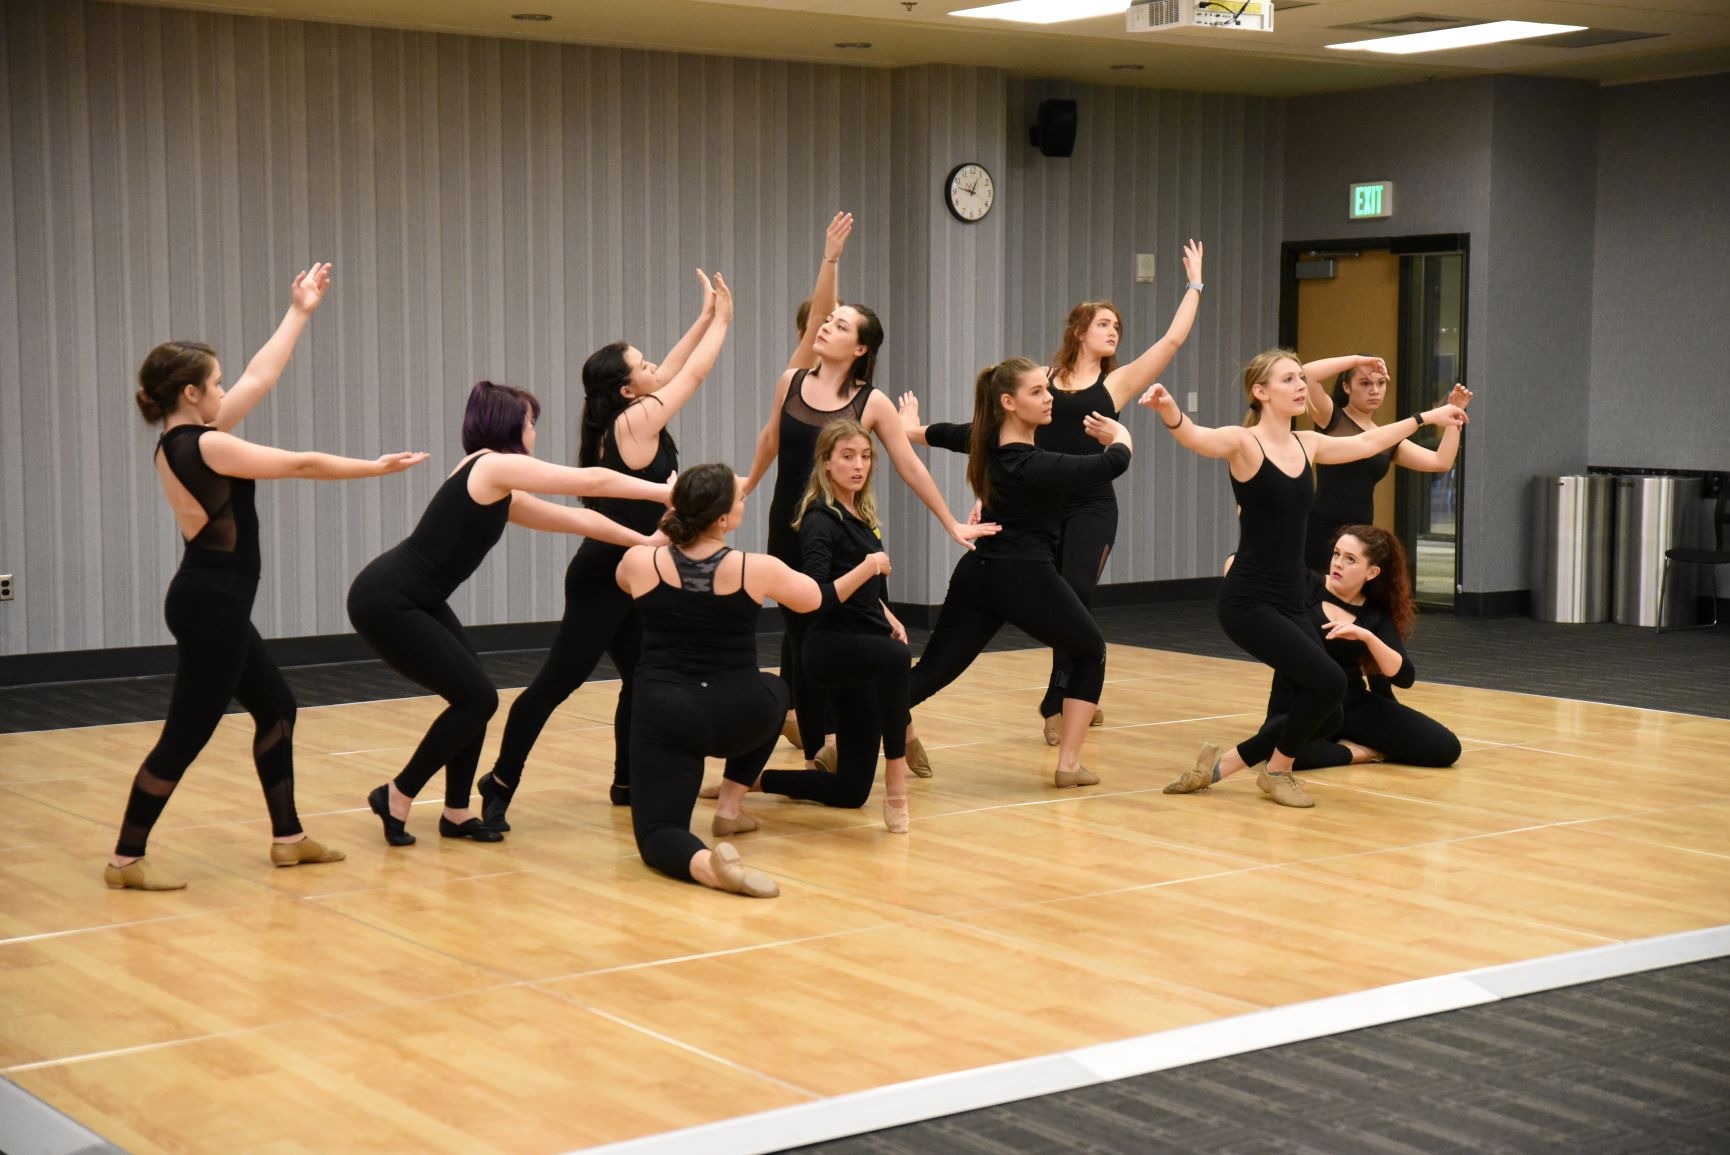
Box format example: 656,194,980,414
571,924,1730,1155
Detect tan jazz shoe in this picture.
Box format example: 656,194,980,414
1054,764,1100,788
1091,707,1105,727
781,716,802,749
905,736,934,778
883,796,910,834
1042,714,1062,747
270,836,347,867
1164,742,1222,795
103,858,187,891
712,811,760,836
711,841,778,898
698,780,721,800
1256,767,1315,808
814,745,838,773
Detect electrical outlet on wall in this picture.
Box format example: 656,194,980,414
1186,391,1198,411
0,574,13,601
1135,253,1156,283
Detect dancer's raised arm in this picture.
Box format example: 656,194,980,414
613,274,733,464
651,268,720,385
1392,383,1472,472
1103,240,1205,410
1303,354,1386,429
1301,402,1467,465
211,263,333,432
1139,383,1256,464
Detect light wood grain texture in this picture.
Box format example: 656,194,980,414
2,645,1727,1153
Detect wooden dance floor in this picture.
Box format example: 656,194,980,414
4,644,1730,1153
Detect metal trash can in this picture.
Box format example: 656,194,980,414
1612,474,1703,627
1530,475,1613,623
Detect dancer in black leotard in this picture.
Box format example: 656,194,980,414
743,213,993,769
705,420,916,834
901,358,1132,788
1139,351,1468,807
1302,356,1471,573
1029,239,1207,746
616,464,886,897
349,380,673,846
479,271,729,828
1167,525,1460,793
109,265,429,890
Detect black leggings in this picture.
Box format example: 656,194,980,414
117,570,300,857
629,668,787,882
490,548,640,790
912,553,1106,709
761,630,911,809
1237,686,1462,770
347,580,498,809
782,604,833,761
1040,501,1116,718
1216,581,1346,760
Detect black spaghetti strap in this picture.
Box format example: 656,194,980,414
1249,432,1268,465
1294,431,1311,467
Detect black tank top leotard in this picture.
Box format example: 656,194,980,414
1311,407,1391,530
767,369,872,564
157,425,261,579
1035,369,1119,509
577,425,677,561
637,547,761,675
368,454,512,603
1226,433,1314,610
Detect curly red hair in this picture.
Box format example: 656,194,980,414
1334,525,1414,669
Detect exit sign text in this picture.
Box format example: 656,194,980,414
1350,181,1394,220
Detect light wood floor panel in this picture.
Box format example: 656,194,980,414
5,644,1728,1153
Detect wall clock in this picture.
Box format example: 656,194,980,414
945,162,994,223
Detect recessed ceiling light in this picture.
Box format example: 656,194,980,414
1328,20,1584,55
1109,63,1145,72
833,41,873,49
510,13,553,21
953,1,1127,26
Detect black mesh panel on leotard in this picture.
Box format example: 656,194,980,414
156,424,260,574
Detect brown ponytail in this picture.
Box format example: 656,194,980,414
968,357,1038,508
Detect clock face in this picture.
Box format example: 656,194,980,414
945,162,994,223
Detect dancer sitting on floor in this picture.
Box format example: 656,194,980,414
615,464,886,896
1166,524,1461,794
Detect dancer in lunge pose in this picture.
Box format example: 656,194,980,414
616,464,886,895
706,421,917,834
110,264,428,890
1167,525,1461,793
742,212,993,771
479,270,729,828
1138,352,1467,807
1032,240,1206,746
900,359,1131,788
349,379,674,847
1301,355,1471,573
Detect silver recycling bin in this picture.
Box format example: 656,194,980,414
1612,475,1703,627
1530,475,1613,623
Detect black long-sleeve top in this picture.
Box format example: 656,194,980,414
798,501,890,636
1313,574,1414,703
924,422,1132,562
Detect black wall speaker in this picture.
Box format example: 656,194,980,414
1029,98,1078,158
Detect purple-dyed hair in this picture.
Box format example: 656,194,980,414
461,380,541,454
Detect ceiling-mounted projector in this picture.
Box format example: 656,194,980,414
1128,0,1276,33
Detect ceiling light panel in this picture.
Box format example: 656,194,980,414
1328,20,1586,55
952,1,1128,26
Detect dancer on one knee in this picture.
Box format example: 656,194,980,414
1302,355,1471,573
743,213,993,771
1168,526,1460,793
349,379,674,847
1139,353,1467,807
110,265,428,889
1031,239,1206,746
707,421,918,834
616,465,887,896
480,271,729,829
901,359,1131,788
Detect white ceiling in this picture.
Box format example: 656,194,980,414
110,0,1730,96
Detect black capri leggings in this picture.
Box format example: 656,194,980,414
1238,687,1462,770
347,577,498,809
1215,582,1347,760
912,553,1106,709
490,546,641,791
116,570,301,858
761,630,911,809
1040,500,1116,719
629,668,788,882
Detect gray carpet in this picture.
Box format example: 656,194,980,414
784,957,1730,1155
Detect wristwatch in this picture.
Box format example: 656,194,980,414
1186,281,1204,293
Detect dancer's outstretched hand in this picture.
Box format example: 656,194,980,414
711,273,733,322
1425,403,1470,428
948,520,1001,552
897,391,921,430
695,268,717,315
824,212,854,261
291,263,333,313
1447,383,1473,409
1139,382,1177,416
1182,239,1204,284
1083,411,1130,447
375,451,428,475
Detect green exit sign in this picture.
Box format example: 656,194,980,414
1350,181,1394,220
